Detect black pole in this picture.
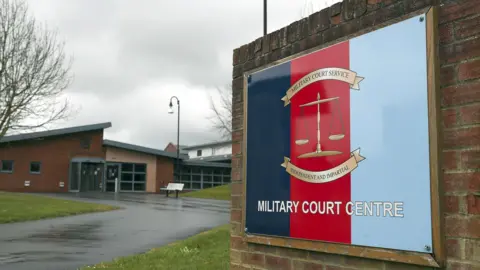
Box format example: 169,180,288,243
176,99,180,182
263,0,267,36
169,96,181,183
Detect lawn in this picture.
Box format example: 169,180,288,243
0,192,120,224
83,224,230,270
180,184,231,200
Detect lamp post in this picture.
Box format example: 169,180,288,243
168,96,180,182
264,0,267,36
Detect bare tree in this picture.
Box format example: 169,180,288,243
300,0,317,19
301,0,339,18
0,0,74,138
206,84,232,140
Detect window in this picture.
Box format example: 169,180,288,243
203,174,212,182
133,182,145,191
135,164,146,173
223,176,231,183
120,162,147,192
196,149,202,157
30,162,41,174
122,163,133,172
1,160,13,173
134,174,146,182
121,182,133,191
203,182,213,189
181,174,190,181
121,173,133,181
192,182,201,189
191,166,201,174
202,168,213,175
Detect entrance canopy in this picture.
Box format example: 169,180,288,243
71,157,105,163
70,157,106,192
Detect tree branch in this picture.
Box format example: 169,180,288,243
205,1,328,140
0,0,74,139
206,84,232,140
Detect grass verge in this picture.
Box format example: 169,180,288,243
83,224,230,270
180,184,231,200
0,192,120,224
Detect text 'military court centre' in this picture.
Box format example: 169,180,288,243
0,122,232,193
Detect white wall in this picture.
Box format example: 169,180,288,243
187,143,232,158
188,148,212,158
213,145,231,155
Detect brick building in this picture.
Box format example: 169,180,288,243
163,142,188,155
0,122,231,193
230,0,479,269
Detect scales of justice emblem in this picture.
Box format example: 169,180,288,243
280,67,367,184
295,92,344,158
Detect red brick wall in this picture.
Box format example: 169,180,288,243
438,0,480,268
231,0,480,269
164,143,177,153
0,130,105,192
156,156,174,191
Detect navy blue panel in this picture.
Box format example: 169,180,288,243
245,62,291,237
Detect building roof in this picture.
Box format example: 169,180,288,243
182,140,232,150
104,139,188,159
0,122,112,144
164,142,188,150
105,140,229,167
181,160,231,168
164,142,188,154
174,143,189,154
164,142,189,155
188,154,232,162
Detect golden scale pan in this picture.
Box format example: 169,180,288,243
295,93,345,158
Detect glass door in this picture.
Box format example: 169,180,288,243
79,163,104,192
105,163,120,192
69,162,81,192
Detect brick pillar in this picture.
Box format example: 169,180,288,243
438,0,480,268
231,0,480,269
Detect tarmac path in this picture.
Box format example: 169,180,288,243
0,192,230,270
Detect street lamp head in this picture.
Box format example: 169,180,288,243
168,101,174,114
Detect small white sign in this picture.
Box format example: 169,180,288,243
59,182,64,188
24,181,30,187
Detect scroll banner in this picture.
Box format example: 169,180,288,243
281,67,364,106
281,148,366,184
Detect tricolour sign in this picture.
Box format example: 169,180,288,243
244,12,438,255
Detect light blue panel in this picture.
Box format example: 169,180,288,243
349,14,432,253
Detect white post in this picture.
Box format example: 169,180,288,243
115,177,119,193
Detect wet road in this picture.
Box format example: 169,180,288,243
0,193,230,270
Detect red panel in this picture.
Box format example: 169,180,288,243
289,41,351,244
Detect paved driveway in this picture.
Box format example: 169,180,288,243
0,192,230,270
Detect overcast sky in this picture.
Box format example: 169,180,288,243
25,0,340,149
